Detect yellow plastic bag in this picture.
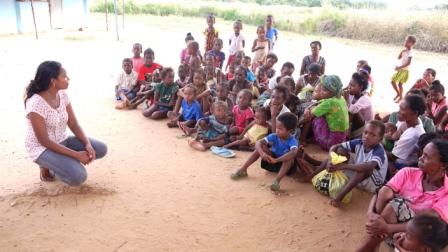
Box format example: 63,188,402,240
311,152,352,204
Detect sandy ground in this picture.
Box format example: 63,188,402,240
0,13,447,252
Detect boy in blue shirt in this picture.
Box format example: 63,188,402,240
167,85,203,135
231,112,298,191
265,15,278,50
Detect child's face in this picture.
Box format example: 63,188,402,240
356,61,365,71
187,43,198,55
122,61,133,74
404,37,415,48
243,58,251,68
144,53,154,65
279,78,293,94
205,55,214,67
234,54,243,65
233,23,242,34
257,28,265,39
429,90,443,103
234,67,245,82
132,45,142,57
228,64,236,74
259,71,268,81
213,105,227,119
394,221,425,252
216,85,228,100
281,66,294,77
237,92,251,108
265,58,276,69
207,17,215,28
422,70,434,83
348,78,362,95
193,73,205,87
213,40,222,51
178,66,187,79
271,89,286,106
310,43,320,55
362,123,382,149
275,120,290,139
163,72,175,85
183,87,196,103
254,111,267,125
266,17,273,27
385,123,397,135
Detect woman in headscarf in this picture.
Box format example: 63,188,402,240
299,75,349,150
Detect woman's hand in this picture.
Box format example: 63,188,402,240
76,151,92,165
85,143,96,161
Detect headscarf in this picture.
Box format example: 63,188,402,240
320,75,343,97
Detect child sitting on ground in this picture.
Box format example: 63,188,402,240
281,76,301,117
231,112,298,191
211,83,234,115
383,122,397,151
268,62,295,90
256,66,270,95
251,25,271,72
298,120,388,208
131,43,143,73
207,38,225,69
411,68,436,91
142,67,178,119
188,101,229,151
226,61,236,81
427,81,447,129
224,106,270,151
167,84,202,135
393,214,448,252
228,66,252,104
137,48,162,88
176,64,189,89
115,58,138,110
128,69,162,109
255,53,278,79
229,89,254,137
391,35,416,102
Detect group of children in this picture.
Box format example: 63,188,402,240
112,15,448,252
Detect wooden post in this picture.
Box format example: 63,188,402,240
105,0,109,31
113,0,119,40
122,0,125,29
30,0,39,39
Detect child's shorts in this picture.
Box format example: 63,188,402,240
116,89,137,100
391,69,409,84
261,155,296,174
158,105,173,112
343,170,378,193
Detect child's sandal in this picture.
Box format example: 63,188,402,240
270,180,280,191
230,170,248,180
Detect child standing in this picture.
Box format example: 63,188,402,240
224,107,270,150
188,101,229,151
180,33,197,64
186,41,202,82
142,68,178,119
231,112,299,191
251,26,271,72
115,58,138,109
226,20,245,71
167,84,202,135
391,35,417,102
207,39,225,69
229,89,254,136
265,15,278,50
131,43,143,73
203,14,219,55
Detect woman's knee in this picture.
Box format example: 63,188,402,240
65,164,87,186
91,139,108,159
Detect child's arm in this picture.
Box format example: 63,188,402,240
438,112,448,132
275,29,278,42
209,133,226,142
332,161,377,173
267,40,272,52
238,120,256,139
255,139,271,158
177,88,186,98
197,89,211,99
251,39,258,52
395,57,412,70
433,106,447,126
273,148,298,163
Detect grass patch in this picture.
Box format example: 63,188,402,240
64,35,95,41
91,1,448,53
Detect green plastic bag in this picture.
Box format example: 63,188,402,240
311,170,352,204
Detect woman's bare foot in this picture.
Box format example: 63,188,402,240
40,167,55,182
329,199,342,208
188,138,206,151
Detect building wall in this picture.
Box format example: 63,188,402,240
0,0,19,34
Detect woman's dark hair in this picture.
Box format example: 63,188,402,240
351,72,369,91
431,139,448,166
430,81,445,96
277,112,298,131
160,67,174,79
417,133,439,151
426,68,436,78
412,214,448,252
407,88,425,97
185,32,194,42
310,41,322,49
405,95,426,116
24,61,62,106
273,85,288,100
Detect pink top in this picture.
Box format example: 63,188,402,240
180,48,189,64
348,94,374,121
132,57,144,73
232,105,254,131
25,91,70,161
387,168,448,222
431,97,447,126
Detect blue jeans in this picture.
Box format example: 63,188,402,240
35,136,107,186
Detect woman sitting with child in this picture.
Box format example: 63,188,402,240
25,61,107,185
299,75,349,150
356,139,448,252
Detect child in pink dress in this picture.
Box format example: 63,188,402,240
229,89,254,137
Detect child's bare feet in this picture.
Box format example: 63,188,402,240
115,102,126,110
40,167,55,182
188,138,206,151
329,199,342,208
167,121,178,128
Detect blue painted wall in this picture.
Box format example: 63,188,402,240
0,0,18,34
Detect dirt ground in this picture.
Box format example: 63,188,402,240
0,14,447,252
